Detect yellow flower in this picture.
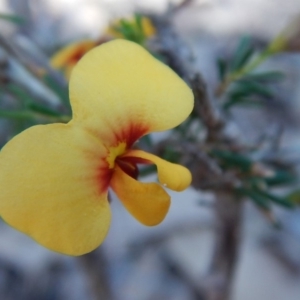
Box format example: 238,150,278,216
0,40,193,256
51,16,155,80
50,39,101,80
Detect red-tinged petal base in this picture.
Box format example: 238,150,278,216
110,166,170,226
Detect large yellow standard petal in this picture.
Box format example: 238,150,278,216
110,166,170,226
121,149,192,191
69,39,194,144
0,123,111,256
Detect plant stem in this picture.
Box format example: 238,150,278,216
204,191,243,300
78,249,114,300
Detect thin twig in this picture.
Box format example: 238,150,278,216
149,15,194,82
78,249,114,300
203,192,242,300
191,74,224,142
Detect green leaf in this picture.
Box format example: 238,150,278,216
228,81,274,99
135,13,143,32
42,74,70,108
287,190,300,205
139,165,156,177
230,36,255,71
237,187,271,210
26,102,61,117
163,146,181,163
139,135,153,150
0,109,34,120
217,58,228,80
120,20,135,36
6,83,36,104
112,14,148,45
0,13,25,25
223,79,275,110
114,19,141,44
240,71,285,83
264,170,296,186
134,14,146,42
211,149,253,172
254,189,295,209
223,97,263,110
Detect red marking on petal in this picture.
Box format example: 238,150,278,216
66,38,109,66
113,122,149,148
68,46,89,64
68,42,98,65
81,147,112,195
96,164,113,194
83,121,150,192
85,121,149,150
119,156,152,165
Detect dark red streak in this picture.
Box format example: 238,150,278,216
116,156,153,180
96,165,113,194
113,121,149,148
119,156,152,165
68,47,87,64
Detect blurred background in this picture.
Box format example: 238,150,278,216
0,0,300,300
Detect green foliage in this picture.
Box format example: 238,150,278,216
0,13,25,25
237,181,295,211
217,36,285,111
240,71,285,83
162,145,181,163
217,58,227,81
210,147,297,211
42,74,70,107
287,190,300,205
238,187,271,210
229,36,255,72
0,76,70,130
111,14,150,45
264,170,296,186
222,69,284,110
211,149,253,172
255,188,295,208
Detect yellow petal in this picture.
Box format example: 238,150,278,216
51,40,97,79
69,39,194,143
122,149,192,192
110,166,170,226
141,17,156,37
0,123,111,256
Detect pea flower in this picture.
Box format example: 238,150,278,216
51,16,155,80
51,39,101,80
0,40,193,256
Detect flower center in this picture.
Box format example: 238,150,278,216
116,156,139,179
106,143,152,179
116,155,152,179
106,142,127,169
